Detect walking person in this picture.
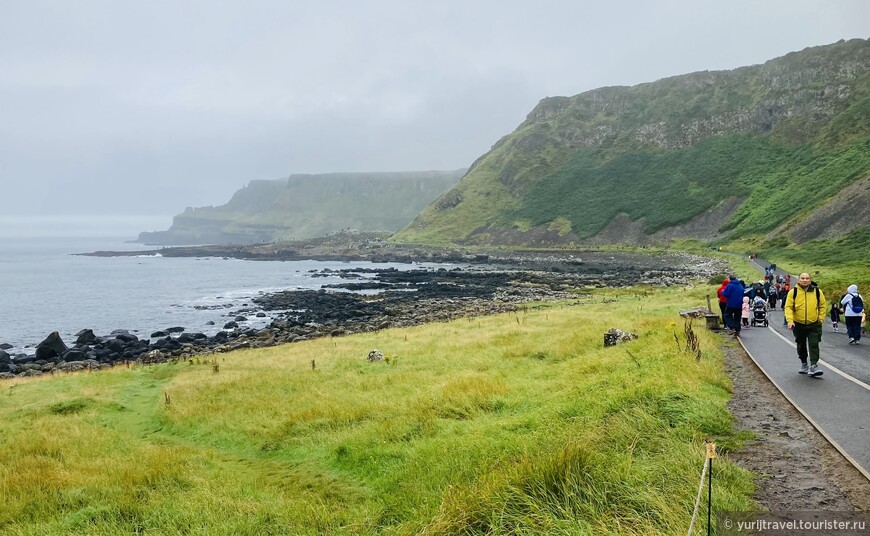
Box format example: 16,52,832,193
722,276,745,336
830,301,841,333
768,283,779,309
716,278,729,326
785,273,827,376
779,284,790,325
841,284,864,344
741,296,751,328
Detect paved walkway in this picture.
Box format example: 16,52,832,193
732,259,869,479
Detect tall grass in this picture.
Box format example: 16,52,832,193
0,287,754,534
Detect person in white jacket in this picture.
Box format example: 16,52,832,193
840,284,864,344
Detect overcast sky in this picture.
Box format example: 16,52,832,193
1,0,867,236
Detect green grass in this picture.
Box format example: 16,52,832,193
0,287,756,534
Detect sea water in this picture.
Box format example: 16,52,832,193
0,235,431,356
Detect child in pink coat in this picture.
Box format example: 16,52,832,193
741,296,751,327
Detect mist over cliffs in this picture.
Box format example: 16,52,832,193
395,38,870,248
138,170,465,245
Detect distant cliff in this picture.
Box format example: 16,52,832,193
395,38,870,248
137,170,465,245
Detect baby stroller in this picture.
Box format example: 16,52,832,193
750,297,768,327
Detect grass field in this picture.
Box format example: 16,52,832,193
0,286,755,535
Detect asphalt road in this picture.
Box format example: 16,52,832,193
732,299,870,480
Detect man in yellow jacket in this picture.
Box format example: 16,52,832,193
785,273,827,377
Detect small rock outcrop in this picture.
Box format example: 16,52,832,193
604,328,638,347
366,349,385,362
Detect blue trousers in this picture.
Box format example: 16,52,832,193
725,306,742,332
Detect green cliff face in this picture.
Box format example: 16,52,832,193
394,39,870,248
138,170,465,245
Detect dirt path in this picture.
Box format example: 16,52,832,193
724,343,870,511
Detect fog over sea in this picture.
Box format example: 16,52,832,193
0,226,432,357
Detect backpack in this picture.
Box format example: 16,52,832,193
850,294,864,314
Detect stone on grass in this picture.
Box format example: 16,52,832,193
604,328,638,347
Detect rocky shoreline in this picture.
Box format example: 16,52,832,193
1,246,727,379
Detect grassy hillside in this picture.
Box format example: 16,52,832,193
0,287,755,534
394,39,870,250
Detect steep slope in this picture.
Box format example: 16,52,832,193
394,39,870,247
138,170,465,245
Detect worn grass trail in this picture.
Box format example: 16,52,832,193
0,287,754,535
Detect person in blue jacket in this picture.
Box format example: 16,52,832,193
721,275,746,335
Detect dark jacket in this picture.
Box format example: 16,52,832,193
722,279,746,308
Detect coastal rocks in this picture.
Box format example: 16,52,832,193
62,349,88,362
36,331,68,360
2,250,728,380
0,351,12,373
603,328,638,347
75,329,97,345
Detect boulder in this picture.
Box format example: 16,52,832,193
115,333,139,343
223,321,239,330
0,350,10,364
679,307,708,319
150,331,168,338
105,339,126,353
36,332,68,360
75,329,98,345
167,326,185,333
603,328,638,347
62,349,88,362
176,333,197,344
0,343,13,350
366,349,385,362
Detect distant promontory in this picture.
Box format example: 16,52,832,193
137,169,465,245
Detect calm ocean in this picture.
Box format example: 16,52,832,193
0,235,429,356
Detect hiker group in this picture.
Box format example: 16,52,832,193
717,269,865,377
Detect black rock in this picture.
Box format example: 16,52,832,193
256,312,266,318
14,354,36,365
115,333,139,343
205,321,215,326
0,350,11,364
36,332,68,360
235,316,248,322
0,343,13,350
75,329,98,345
62,349,87,362
151,331,168,338
167,326,185,333
223,321,239,330
105,339,126,353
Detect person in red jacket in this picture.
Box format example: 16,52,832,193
716,278,729,325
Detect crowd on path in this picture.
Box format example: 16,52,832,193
716,263,865,378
